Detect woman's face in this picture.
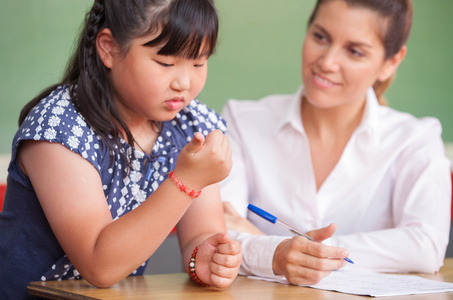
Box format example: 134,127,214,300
301,0,396,109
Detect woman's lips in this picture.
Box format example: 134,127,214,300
313,72,338,88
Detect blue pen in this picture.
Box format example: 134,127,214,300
247,204,354,264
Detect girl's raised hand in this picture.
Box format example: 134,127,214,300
174,130,232,191
193,233,242,288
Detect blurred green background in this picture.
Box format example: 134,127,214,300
1,0,452,154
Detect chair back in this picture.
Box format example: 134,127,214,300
0,184,5,211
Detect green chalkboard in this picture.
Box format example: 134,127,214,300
1,0,452,154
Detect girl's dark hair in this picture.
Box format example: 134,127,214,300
19,0,218,152
308,0,413,104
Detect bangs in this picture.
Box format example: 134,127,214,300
144,0,218,59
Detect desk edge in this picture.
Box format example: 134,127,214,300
27,282,100,300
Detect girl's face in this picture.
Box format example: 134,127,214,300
301,0,397,109
105,30,208,125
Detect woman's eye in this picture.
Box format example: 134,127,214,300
313,32,326,42
349,48,364,57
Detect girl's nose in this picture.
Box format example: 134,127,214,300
171,71,190,92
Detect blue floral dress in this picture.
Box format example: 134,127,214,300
0,85,226,299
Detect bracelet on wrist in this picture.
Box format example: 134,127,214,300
168,170,201,198
188,246,210,286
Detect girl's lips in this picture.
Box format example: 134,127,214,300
312,72,338,88
165,98,184,110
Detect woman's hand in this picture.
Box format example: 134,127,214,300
222,202,264,235
192,233,242,288
272,223,349,286
174,130,232,191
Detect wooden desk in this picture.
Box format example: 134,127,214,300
28,258,453,300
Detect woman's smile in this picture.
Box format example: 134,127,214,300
312,72,339,88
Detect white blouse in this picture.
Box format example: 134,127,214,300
220,87,451,278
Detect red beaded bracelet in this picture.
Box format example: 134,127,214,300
188,246,210,286
168,171,201,198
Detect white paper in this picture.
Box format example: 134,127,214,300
248,270,453,297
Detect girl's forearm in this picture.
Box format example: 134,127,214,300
71,179,195,287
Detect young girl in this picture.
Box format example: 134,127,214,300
0,1,242,299
221,0,451,286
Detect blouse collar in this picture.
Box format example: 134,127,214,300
278,86,379,143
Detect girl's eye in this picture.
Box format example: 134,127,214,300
194,63,205,68
156,61,173,67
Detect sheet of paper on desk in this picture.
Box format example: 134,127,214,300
248,270,453,297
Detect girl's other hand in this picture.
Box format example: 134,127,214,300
193,233,242,288
174,130,232,191
272,224,349,286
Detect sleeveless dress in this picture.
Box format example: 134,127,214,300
0,85,226,299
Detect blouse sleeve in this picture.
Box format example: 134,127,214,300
220,101,250,218
221,100,289,278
